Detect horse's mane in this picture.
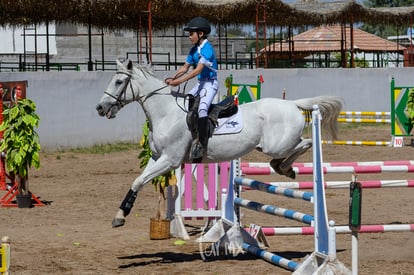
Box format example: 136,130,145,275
132,64,157,80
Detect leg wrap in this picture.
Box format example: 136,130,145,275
120,189,137,216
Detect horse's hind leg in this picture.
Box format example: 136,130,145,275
270,139,312,179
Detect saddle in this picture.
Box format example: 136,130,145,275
186,95,238,138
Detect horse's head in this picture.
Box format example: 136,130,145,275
96,59,135,119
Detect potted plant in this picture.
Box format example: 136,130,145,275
0,97,41,208
139,120,176,239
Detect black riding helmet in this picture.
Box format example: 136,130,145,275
184,17,211,35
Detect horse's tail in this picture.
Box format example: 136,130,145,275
294,96,343,140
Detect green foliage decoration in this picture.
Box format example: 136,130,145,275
0,99,41,177
138,120,175,191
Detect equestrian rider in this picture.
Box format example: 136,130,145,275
165,17,218,161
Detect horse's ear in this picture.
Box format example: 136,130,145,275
127,60,133,70
116,59,124,70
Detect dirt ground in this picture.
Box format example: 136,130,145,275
1,124,413,275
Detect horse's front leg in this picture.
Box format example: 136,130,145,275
112,155,174,228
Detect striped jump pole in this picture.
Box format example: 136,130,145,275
322,140,391,146
337,118,391,123
259,224,414,236
242,243,299,271
260,180,414,189
339,111,390,116
234,196,314,225
234,177,313,201
242,160,414,168
241,165,414,176
294,160,414,167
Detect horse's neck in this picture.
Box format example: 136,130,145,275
138,78,184,125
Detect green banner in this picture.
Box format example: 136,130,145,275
226,74,262,104
391,78,414,136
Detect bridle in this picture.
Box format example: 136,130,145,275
104,69,190,114
103,71,133,108
104,70,170,107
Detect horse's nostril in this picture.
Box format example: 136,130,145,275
96,104,102,111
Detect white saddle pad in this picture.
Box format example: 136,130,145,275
213,110,243,135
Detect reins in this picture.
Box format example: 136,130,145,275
107,70,190,113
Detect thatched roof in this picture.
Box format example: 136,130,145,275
0,0,413,30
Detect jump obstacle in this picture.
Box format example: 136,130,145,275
167,79,413,271
240,160,414,188
168,108,413,273
239,159,414,239
192,106,350,273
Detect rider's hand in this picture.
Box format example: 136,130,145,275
165,78,178,87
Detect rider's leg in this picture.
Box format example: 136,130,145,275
194,116,209,157
191,81,217,160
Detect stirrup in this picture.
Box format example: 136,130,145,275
190,140,204,160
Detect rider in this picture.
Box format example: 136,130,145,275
165,17,218,161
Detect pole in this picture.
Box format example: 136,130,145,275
350,21,354,68
34,25,38,71
174,26,177,70
46,21,50,71
88,15,93,71
349,176,362,275
101,28,104,71
352,231,358,275
147,1,152,64
23,27,26,71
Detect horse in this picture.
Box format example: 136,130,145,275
96,60,343,228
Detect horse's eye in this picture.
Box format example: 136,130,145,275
116,79,123,85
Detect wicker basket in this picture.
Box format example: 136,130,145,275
149,218,170,240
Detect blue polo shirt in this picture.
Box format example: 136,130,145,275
186,39,218,80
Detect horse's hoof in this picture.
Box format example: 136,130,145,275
112,218,125,228
287,170,296,179
269,159,283,175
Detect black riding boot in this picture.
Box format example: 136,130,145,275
190,117,209,161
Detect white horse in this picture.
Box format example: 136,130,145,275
96,60,343,228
